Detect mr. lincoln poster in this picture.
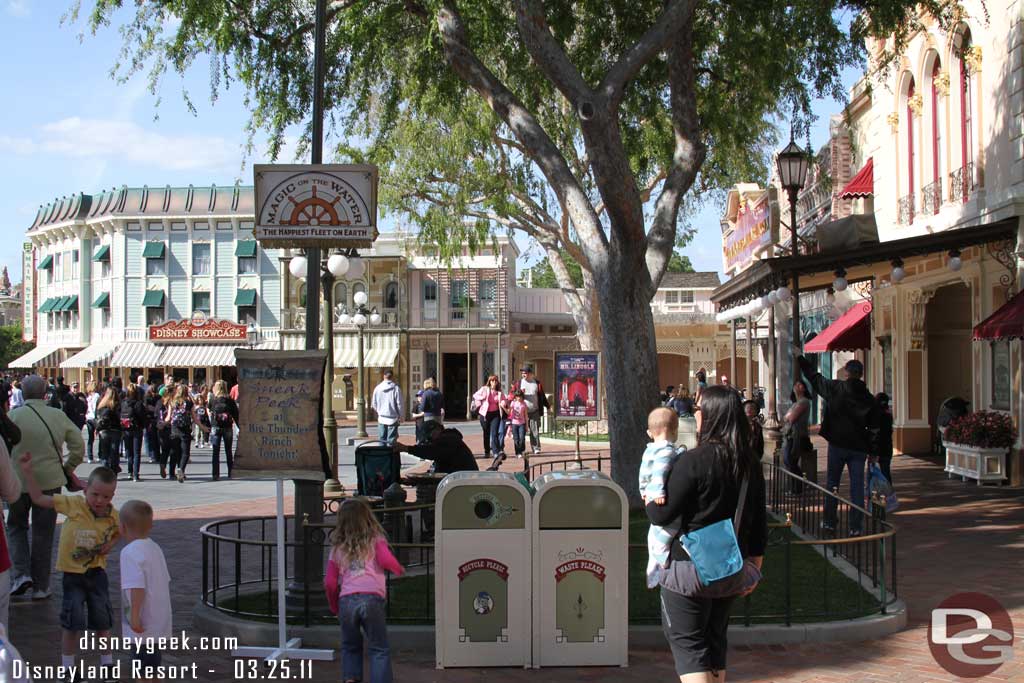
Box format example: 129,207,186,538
554,352,601,420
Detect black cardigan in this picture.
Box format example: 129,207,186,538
646,442,768,560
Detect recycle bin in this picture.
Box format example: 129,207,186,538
531,470,628,668
435,471,533,668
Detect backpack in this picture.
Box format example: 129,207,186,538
171,403,191,431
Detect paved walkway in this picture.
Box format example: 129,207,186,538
8,438,1023,682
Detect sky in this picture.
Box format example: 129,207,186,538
0,1,863,287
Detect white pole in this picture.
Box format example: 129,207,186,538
276,479,287,650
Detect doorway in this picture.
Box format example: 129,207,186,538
442,352,476,420
926,283,973,437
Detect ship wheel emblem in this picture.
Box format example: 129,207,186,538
286,185,352,227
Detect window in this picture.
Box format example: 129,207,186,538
680,290,694,304
146,257,165,276
450,280,468,321
930,59,943,214
192,243,211,275
298,284,307,308
991,340,1010,410
101,307,111,329
881,336,893,400
423,279,438,320
238,256,257,274
54,253,62,282
479,279,496,320
238,306,258,325
101,259,111,278
334,282,348,309
143,241,166,275
665,291,679,304
146,306,164,326
958,30,974,201
384,282,398,309
906,77,916,220
424,351,437,381
236,240,258,274
192,291,211,315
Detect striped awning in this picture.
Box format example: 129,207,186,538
280,332,399,368
151,341,278,368
61,343,119,369
108,342,165,368
8,346,62,369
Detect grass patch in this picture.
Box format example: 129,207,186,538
221,516,878,626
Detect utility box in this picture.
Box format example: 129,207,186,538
435,471,533,668
531,470,628,668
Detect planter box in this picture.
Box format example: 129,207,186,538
942,442,1008,484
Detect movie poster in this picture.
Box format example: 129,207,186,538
554,352,601,421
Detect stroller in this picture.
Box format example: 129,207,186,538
935,396,970,456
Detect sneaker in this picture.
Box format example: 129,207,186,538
532,447,541,455
9,575,31,596
848,529,863,538
820,521,836,533
31,588,52,600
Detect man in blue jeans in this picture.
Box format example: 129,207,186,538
798,357,879,536
370,370,403,446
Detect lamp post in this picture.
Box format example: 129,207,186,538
339,288,379,438
246,321,258,349
289,251,355,492
776,139,810,405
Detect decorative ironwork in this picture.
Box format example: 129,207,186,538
850,279,875,299
949,162,977,203
987,239,1018,290
897,193,915,226
921,180,942,216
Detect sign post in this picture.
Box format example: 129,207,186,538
231,349,334,664
553,352,602,466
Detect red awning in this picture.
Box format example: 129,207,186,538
838,158,873,199
973,289,1024,340
805,302,873,353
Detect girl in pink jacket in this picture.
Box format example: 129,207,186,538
325,499,404,683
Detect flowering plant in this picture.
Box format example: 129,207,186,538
944,411,1018,449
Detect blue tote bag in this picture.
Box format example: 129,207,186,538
680,477,749,585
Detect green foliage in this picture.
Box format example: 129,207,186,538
666,253,694,273
0,325,32,371
530,249,691,288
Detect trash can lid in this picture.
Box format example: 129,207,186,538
531,469,614,492
436,469,522,495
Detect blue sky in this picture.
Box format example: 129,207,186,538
1,1,862,286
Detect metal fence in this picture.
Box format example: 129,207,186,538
200,454,897,627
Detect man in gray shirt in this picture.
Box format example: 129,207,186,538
518,365,549,455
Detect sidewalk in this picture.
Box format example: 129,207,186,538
8,438,1023,681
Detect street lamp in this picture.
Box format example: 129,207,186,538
288,250,355,493
246,322,258,349
775,138,810,434
338,284,375,438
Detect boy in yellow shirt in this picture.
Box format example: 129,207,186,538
19,453,119,683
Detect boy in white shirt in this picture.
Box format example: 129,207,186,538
118,500,171,682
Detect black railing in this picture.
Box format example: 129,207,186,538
949,162,978,203
921,179,942,215
897,193,915,225
200,455,897,628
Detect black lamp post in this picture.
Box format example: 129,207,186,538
776,139,810,404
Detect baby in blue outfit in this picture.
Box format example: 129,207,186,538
639,407,684,588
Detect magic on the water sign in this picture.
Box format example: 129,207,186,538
253,164,379,249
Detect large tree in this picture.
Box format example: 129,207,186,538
78,0,954,502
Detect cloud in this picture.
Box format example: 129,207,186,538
6,0,29,17
17,117,244,174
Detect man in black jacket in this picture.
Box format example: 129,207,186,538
798,356,879,535
394,422,478,473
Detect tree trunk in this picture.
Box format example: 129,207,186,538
594,263,659,509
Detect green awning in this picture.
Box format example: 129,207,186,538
92,245,110,262
37,255,53,270
92,292,110,309
51,296,68,312
142,290,165,307
142,241,165,259
38,298,55,313
234,289,258,306
235,240,257,258
64,295,79,312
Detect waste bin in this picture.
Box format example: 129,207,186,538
355,441,401,496
677,415,698,451
435,471,533,668
531,470,628,668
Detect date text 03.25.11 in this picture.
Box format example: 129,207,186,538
234,659,315,679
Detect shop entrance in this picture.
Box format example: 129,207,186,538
657,354,691,394
926,283,973,439
442,353,476,420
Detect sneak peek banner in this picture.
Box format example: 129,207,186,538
554,351,601,421
233,349,329,481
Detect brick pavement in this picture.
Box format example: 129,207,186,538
8,437,1024,682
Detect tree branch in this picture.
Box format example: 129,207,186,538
434,2,607,257
599,0,696,108
645,16,705,293
513,0,593,106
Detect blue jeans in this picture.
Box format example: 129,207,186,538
481,412,502,455
377,423,399,446
124,427,143,477
511,424,526,455
339,594,391,683
211,427,233,480
98,430,123,472
824,445,867,532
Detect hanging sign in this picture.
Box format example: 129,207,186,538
722,187,780,275
554,351,601,421
253,164,379,249
149,317,247,342
233,349,329,480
